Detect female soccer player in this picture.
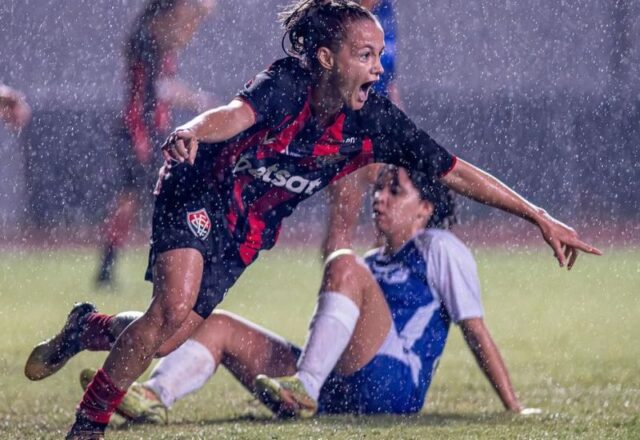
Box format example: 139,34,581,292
82,165,540,423
26,1,598,437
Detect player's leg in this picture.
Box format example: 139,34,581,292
85,310,300,424
96,190,138,285
24,305,142,381
146,310,298,405
256,251,392,417
67,248,204,438
25,267,201,381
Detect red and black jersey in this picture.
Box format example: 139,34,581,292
194,57,456,264
123,14,177,159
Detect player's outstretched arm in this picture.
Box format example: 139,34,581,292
459,317,525,413
161,98,256,165
439,158,602,269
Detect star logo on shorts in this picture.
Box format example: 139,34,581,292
187,208,211,239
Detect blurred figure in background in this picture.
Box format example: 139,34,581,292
96,0,217,287
0,83,31,132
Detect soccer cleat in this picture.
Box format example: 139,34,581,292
80,368,168,425
254,374,318,419
24,302,96,381
65,414,107,440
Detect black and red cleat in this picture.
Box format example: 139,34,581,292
65,413,107,440
24,302,96,381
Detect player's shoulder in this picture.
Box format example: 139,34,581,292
414,229,473,260
263,57,310,89
355,92,399,131
361,91,394,114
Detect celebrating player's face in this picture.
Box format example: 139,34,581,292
331,18,384,110
372,168,433,250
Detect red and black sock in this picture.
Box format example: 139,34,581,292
76,368,126,425
80,313,116,351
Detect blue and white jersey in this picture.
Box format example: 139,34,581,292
364,229,484,408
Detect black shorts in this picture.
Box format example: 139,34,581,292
144,163,248,318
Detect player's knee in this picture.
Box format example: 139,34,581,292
110,311,143,337
321,256,367,302
149,303,192,335
200,310,239,338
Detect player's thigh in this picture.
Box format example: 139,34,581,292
193,310,298,392
334,264,392,376
148,248,204,328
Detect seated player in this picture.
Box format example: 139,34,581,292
79,165,540,423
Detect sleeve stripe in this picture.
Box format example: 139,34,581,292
234,96,259,121
439,155,458,177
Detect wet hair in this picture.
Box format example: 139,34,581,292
377,165,459,230
279,0,377,70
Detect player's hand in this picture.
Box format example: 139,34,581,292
153,162,172,196
536,210,602,269
161,128,199,165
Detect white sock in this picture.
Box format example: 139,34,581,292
144,339,216,408
295,292,360,401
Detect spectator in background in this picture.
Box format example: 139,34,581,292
0,83,31,132
96,0,216,286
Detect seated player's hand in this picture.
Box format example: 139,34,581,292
536,210,602,270
519,407,542,416
161,127,199,165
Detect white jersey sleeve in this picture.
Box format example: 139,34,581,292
423,229,484,323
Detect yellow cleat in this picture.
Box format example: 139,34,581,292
254,374,318,419
80,368,168,425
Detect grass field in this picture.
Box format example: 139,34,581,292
0,245,638,439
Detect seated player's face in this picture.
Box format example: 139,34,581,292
331,18,384,111
372,168,432,245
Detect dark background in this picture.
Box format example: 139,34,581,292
1,0,638,239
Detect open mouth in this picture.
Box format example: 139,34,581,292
357,81,375,102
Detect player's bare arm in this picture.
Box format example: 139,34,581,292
440,158,602,268
161,98,256,165
459,317,522,412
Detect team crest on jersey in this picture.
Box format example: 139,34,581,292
187,208,211,239
372,263,410,284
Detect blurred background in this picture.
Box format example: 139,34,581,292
1,0,638,246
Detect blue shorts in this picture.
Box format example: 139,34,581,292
145,163,248,318
317,354,425,415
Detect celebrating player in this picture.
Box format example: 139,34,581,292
79,165,540,423
24,1,599,438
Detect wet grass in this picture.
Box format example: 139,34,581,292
0,246,638,439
